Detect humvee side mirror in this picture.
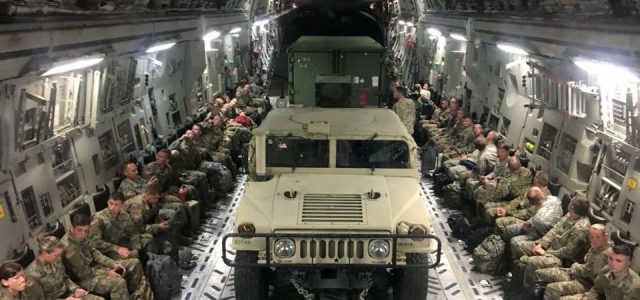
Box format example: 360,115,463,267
367,189,381,200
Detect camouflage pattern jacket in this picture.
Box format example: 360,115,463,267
392,97,416,135
535,215,590,260
25,259,79,299
584,267,640,300
118,177,146,199
61,233,116,280
529,194,563,237
89,209,137,254
570,243,612,285
123,194,160,235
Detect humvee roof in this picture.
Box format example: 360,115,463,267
253,107,409,137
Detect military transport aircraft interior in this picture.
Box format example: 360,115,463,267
1,0,640,299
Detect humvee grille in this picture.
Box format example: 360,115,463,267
300,194,364,223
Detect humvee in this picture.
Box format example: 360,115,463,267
223,107,441,300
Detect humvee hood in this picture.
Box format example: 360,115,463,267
261,173,425,232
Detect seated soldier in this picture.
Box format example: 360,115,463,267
445,136,487,180
170,130,213,202
484,170,551,224
124,185,181,247
26,236,103,300
436,110,465,153
465,142,509,201
144,149,206,210
511,196,591,287
443,123,485,167
497,186,562,242
120,161,191,243
420,98,449,130
0,262,29,300
89,192,154,259
117,162,158,199
535,223,612,300
474,156,532,210
62,214,139,300
581,245,640,300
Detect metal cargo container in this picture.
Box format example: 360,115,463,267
288,36,386,108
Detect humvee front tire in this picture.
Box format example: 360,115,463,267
392,253,429,300
234,251,268,300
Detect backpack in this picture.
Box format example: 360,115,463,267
463,227,494,251
420,143,438,176
209,162,233,197
433,170,452,196
472,234,505,274
443,181,464,209
447,211,472,238
145,253,181,299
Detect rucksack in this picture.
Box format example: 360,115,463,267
463,227,494,251
145,253,181,299
447,211,472,238
209,162,233,197
443,181,464,209
433,170,452,196
472,234,505,274
420,143,438,176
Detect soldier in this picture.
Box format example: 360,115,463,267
581,245,640,300
420,98,449,131
61,214,132,300
496,186,562,242
118,162,158,199
120,160,190,242
436,110,465,152
465,141,509,201
485,170,551,222
392,86,416,135
511,196,591,286
449,117,479,156
535,224,612,300
187,124,234,198
124,185,180,245
26,235,103,300
445,136,487,179
474,156,532,207
0,262,29,300
89,192,153,259
144,149,203,204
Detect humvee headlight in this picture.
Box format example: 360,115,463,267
274,239,296,257
368,240,390,259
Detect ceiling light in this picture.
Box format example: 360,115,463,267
497,43,528,56
427,28,441,37
206,48,220,52
406,22,414,27
229,27,242,34
202,30,221,41
42,54,105,76
146,40,177,53
450,33,468,41
574,59,640,82
232,33,240,37
398,20,406,25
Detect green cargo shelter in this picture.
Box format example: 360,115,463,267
288,36,386,108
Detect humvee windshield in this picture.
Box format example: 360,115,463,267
266,137,329,167
336,140,410,168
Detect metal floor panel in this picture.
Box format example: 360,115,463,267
177,173,506,300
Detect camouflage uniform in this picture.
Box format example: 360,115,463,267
25,259,104,300
511,215,590,285
497,195,562,241
170,140,210,200
119,175,188,232
0,289,28,300
474,167,532,204
446,149,481,179
464,155,507,202
451,126,476,154
484,186,551,224
61,233,131,300
581,267,640,300
89,209,153,257
537,243,612,300
117,177,146,199
145,161,200,203
392,97,416,135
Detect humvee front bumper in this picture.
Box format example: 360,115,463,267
222,232,442,269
